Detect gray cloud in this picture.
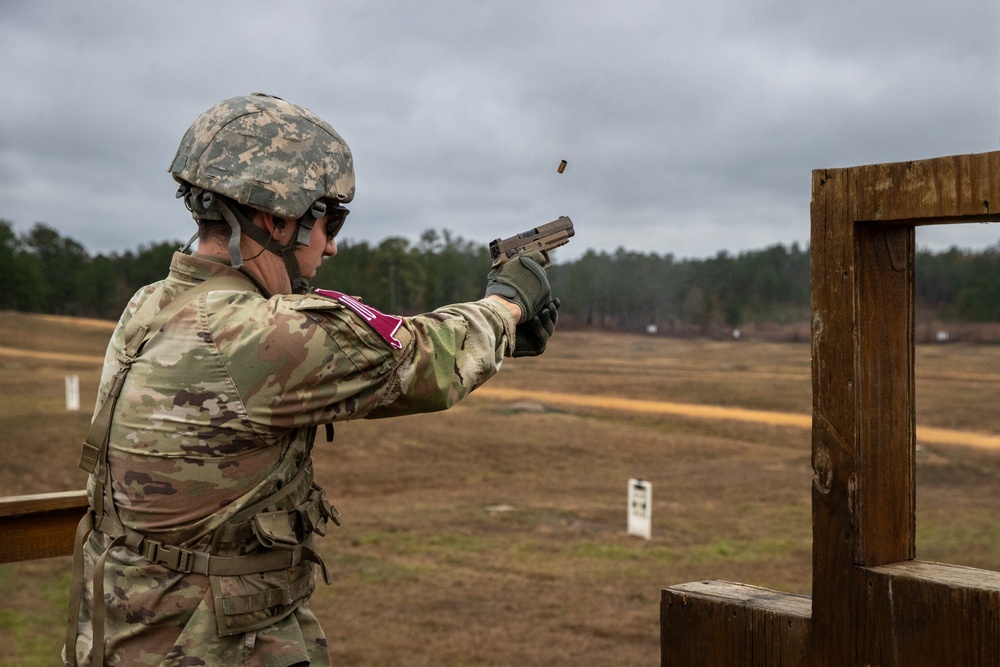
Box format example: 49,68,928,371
1,0,998,262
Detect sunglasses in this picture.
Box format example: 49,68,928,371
313,200,350,239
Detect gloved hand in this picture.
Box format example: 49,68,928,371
485,251,551,323
513,298,560,357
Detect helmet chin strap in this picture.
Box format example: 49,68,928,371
178,184,323,294
282,205,324,294
234,209,314,293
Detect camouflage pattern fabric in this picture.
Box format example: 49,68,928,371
169,93,356,219
68,251,516,666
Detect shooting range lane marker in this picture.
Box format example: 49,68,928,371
475,387,1000,450
627,478,652,540
65,374,80,411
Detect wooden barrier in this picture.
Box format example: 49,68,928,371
662,150,1000,666
0,490,88,563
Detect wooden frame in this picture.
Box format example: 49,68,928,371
662,150,1000,665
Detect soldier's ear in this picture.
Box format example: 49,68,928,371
257,212,285,239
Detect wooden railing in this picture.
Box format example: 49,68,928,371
0,490,89,563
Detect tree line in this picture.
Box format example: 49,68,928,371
2,220,999,334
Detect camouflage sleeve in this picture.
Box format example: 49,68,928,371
365,298,517,419
215,292,515,430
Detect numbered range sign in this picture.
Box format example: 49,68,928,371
627,478,652,539
65,374,80,411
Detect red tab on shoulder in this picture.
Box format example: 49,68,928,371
313,289,404,350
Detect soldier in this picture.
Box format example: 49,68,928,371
64,93,558,666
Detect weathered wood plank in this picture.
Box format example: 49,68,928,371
853,222,915,566
848,151,1000,224
865,561,1000,666
810,165,863,666
661,581,810,667
0,491,88,563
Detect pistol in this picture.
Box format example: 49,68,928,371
489,216,575,268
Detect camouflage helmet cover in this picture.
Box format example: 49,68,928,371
169,93,355,219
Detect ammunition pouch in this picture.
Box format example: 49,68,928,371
251,485,340,549
205,536,327,637
206,484,341,635
208,482,339,635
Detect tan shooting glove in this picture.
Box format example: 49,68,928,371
485,251,552,322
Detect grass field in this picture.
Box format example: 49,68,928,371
1,311,999,666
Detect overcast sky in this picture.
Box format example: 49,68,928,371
2,1,998,263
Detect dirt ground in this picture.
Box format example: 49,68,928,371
1,312,999,666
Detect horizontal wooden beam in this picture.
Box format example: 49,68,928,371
842,150,1000,224
0,490,88,563
862,560,1000,665
661,581,810,666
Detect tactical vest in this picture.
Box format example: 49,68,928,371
64,273,339,667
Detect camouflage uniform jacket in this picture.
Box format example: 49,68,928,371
69,251,516,666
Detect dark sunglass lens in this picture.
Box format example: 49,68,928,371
326,210,347,238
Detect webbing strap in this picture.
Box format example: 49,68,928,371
63,512,93,667
86,317,153,538
91,534,128,667
78,304,154,476
128,532,311,577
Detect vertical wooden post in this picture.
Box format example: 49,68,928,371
810,170,917,665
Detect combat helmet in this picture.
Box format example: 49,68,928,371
169,92,355,292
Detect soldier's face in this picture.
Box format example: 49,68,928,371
294,217,338,278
